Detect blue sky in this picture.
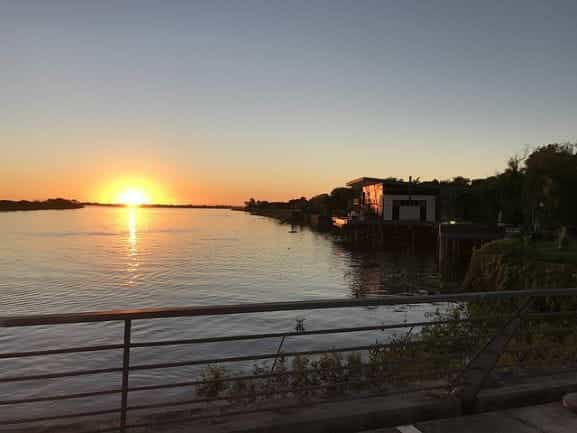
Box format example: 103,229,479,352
2,1,576,203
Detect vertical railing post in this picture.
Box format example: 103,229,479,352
120,319,132,433
460,297,532,413
270,336,286,373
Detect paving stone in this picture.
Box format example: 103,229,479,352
509,402,577,433
562,392,577,412
353,428,399,433
415,411,539,433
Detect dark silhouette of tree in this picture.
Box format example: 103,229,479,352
245,198,257,209
525,143,577,227
0,199,83,212
329,187,359,215
308,194,331,214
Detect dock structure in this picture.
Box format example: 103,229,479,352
333,177,440,248
438,223,505,277
332,218,437,249
336,177,508,272
333,219,506,279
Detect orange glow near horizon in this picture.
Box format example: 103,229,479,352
98,177,171,205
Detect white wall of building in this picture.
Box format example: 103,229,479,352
381,194,437,222
399,205,421,221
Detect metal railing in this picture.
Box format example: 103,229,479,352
1,288,577,433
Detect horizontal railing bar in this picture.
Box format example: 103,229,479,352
129,319,470,348
495,361,577,371
128,362,463,393
3,288,576,327
125,360,447,393
0,344,124,360
0,312,567,361
489,366,577,381
128,367,333,393
518,329,577,337
129,346,375,371
129,341,469,371
0,320,501,362
0,369,458,426
1,408,122,425
0,335,471,384
0,375,460,427
0,317,505,361
0,352,460,387
0,338,473,384
127,363,423,393
505,343,577,352
123,383,457,430
127,369,461,411
76,428,121,433
526,310,577,319
0,367,122,383
0,388,121,405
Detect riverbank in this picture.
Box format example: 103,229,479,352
247,207,333,231
464,239,577,292
0,199,84,212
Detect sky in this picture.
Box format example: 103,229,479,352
2,0,577,204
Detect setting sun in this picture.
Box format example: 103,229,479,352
96,177,171,205
117,188,150,206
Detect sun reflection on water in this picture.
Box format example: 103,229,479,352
128,207,137,249
126,207,139,285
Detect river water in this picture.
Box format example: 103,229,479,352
0,207,444,426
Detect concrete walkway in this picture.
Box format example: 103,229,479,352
363,402,577,433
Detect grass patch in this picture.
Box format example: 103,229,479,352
477,239,577,265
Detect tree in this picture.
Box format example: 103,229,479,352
329,187,358,214
525,143,577,227
245,198,256,209
308,194,331,214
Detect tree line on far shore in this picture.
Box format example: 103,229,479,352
0,198,84,212
246,142,577,230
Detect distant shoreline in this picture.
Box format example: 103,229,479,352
0,199,84,212
1,200,242,212
83,203,237,209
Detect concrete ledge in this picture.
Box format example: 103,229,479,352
153,393,460,433
416,411,539,433
118,374,577,433
476,372,577,413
